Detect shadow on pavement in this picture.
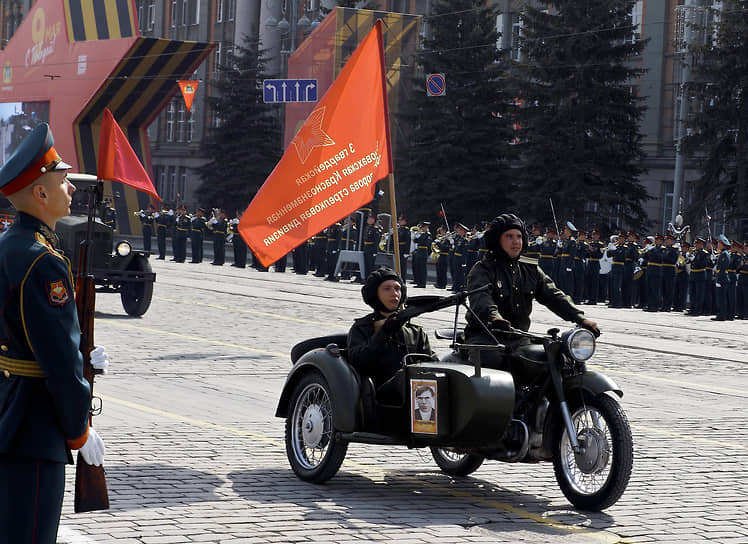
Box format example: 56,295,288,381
227,467,615,537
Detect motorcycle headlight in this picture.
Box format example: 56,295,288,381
115,241,132,257
566,328,596,362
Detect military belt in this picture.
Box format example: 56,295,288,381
740,270,748,274
589,258,600,261
454,253,463,257
560,253,570,257
364,241,374,245
418,245,428,249
574,257,583,260
662,263,675,267
691,268,705,272
0,355,46,378
479,249,488,252
177,227,189,232
649,262,663,267
727,269,737,273
613,261,624,265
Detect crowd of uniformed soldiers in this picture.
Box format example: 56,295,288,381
524,221,747,320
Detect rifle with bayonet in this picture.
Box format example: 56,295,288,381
74,181,109,513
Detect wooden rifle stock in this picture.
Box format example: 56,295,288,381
73,183,110,513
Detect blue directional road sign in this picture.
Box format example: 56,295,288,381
263,79,318,103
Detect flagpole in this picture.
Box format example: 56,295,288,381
388,173,401,276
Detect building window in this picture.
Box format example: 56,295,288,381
214,41,222,70
179,169,187,201
228,0,235,21
176,100,186,142
187,108,195,142
169,167,177,202
147,1,155,30
166,101,176,142
182,0,188,26
137,2,144,31
193,0,200,24
217,0,224,23
662,180,674,231
624,1,643,44
171,0,177,27
157,166,166,198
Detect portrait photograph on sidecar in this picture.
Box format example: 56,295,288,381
277,213,633,512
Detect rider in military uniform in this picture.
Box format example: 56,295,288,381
0,123,107,543
137,204,156,253
154,204,173,260
190,207,207,263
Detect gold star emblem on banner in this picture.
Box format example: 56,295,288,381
292,107,336,164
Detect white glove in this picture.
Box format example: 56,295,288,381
566,267,572,272
557,240,563,248
90,345,110,375
78,427,105,466
715,283,721,288
154,212,160,218
209,217,218,225
168,210,174,215
535,237,543,246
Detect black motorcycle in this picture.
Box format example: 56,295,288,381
276,288,633,511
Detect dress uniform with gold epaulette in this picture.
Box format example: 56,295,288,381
0,123,92,543
190,211,207,263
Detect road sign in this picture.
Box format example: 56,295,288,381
426,73,446,96
263,79,318,103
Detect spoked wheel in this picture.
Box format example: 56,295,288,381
285,372,348,483
430,447,485,476
553,392,633,511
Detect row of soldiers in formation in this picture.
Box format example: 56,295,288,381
525,221,747,320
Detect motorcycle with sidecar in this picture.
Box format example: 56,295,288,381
276,288,633,511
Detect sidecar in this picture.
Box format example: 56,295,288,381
275,330,516,483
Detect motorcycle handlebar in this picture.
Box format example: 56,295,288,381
399,284,491,321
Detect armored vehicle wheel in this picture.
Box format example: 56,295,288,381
553,392,633,511
121,255,153,317
430,447,485,476
285,371,348,483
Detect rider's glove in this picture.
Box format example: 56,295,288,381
78,427,105,466
580,322,601,338
382,313,406,334
90,346,110,375
489,317,512,331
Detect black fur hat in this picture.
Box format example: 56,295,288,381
361,267,407,313
484,213,528,256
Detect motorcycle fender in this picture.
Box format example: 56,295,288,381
275,349,360,432
565,370,623,398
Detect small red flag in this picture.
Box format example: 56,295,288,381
97,109,161,202
178,80,199,112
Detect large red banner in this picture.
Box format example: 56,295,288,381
238,21,392,267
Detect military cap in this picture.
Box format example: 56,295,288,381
591,229,600,235
718,234,730,246
681,241,691,248
0,123,71,197
546,227,557,235
198,207,206,212
654,233,664,240
695,236,705,243
578,230,587,236
455,222,468,231
664,233,674,240
422,221,431,226
565,221,577,231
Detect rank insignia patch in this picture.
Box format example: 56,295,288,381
47,279,70,305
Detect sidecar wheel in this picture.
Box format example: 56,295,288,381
430,447,485,476
285,371,348,483
552,392,633,511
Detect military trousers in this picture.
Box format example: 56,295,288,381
661,268,676,310
0,455,65,544
156,227,168,259
213,234,226,265
690,276,706,314
608,266,623,307
647,268,663,310
175,231,188,262
622,265,634,307
586,261,600,304
573,261,586,304
232,237,247,267
190,232,204,262
435,255,449,288
142,224,153,253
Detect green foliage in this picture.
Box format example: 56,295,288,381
508,0,649,232
395,0,515,226
196,37,282,213
683,0,748,225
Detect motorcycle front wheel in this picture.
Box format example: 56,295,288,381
552,392,633,511
285,371,348,483
430,447,485,476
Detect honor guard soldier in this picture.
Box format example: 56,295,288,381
324,221,342,281
362,214,382,280
573,230,588,304
728,240,741,318
557,221,577,298
586,229,604,304
173,205,191,263
412,221,431,288
645,234,665,311
311,230,327,276
229,212,247,268
137,204,156,253
396,214,411,281
673,241,689,312
660,234,679,311
539,228,557,278
101,197,117,231
451,223,470,291
154,204,172,259
524,225,543,260
209,209,228,265
0,123,109,543
712,235,732,320
607,234,625,307
434,225,451,289
622,232,639,307
737,241,747,319
190,207,207,263
687,237,709,315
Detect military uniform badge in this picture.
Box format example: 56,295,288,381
47,279,71,305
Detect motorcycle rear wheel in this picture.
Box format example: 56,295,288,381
552,392,633,511
430,447,485,476
285,371,348,483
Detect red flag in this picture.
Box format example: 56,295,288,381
239,20,393,267
97,109,161,202
178,80,199,112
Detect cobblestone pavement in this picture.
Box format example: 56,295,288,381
58,260,747,543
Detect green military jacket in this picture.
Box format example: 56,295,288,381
466,253,585,334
